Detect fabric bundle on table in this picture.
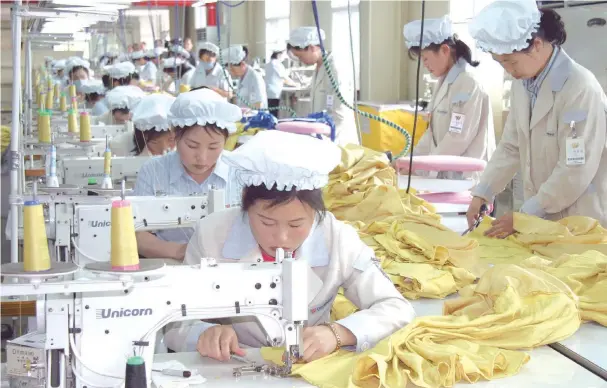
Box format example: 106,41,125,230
324,145,484,301
521,251,607,326
469,213,607,264
262,264,581,388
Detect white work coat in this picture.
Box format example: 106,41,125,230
237,65,268,109
472,50,607,226
109,129,135,157
311,53,359,146
190,62,232,94
265,59,287,99
163,207,415,352
415,58,496,181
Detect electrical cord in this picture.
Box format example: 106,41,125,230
347,0,362,144
405,0,426,194
310,0,412,154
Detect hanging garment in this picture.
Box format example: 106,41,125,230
262,264,580,388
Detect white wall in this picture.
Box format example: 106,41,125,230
559,4,607,91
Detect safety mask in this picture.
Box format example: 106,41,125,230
74,79,84,92
203,61,215,70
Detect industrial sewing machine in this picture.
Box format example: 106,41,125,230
2,256,308,388
7,188,226,265
58,155,151,186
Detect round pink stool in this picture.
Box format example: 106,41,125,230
276,121,331,136
395,155,487,172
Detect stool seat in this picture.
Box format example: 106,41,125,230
395,155,487,172
276,121,331,136
417,191,474,205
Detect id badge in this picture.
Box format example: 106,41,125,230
326,94,334,110
566,138,585,166
449,112,465,133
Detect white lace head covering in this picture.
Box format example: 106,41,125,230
288,26,326,48
403,15,453,49
105,85,146,110
167,88,242,133
132,94,176,131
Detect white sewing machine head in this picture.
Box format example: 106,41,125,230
59,156,151,186
2,256,308,388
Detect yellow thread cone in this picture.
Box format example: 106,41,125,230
79,112,91,142
47,78,53,91
179,84,190,94
60,94,67,112
104,150,111,175
54,83,61,99
37,112,51,144
23,201,51,272
46,90,54,111
71,97,78,112
110,200,140,271
38,93,46,110
68,84,77,99
67,110,78,133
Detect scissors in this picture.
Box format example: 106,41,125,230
462,203,489,236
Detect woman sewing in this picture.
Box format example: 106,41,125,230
164,130,415,362
133,88,242,261
130,93,176,156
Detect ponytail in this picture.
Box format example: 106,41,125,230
453,36,480,67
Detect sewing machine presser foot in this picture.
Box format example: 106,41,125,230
232,363,290,378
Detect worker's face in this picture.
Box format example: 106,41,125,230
184,39,193,51
176,125,226,177
289,46,319,65
136,58,146,66
57,70,64,78
247,197,315,258
71,68,88,82
420,45,452,78
200,53,216,65
146,130,175,155
228,63,246,78
112,110,131,124
492,45,544,80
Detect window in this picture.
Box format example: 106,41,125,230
265,0,291,62
331,0,360,88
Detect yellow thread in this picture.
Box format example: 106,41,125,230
179,84,191,94
60,94,67,112
46,90,54,111
68,84,77,99
38,93,46,110
54,83,61,99
79,113,91,142
23,203,51,272
71,97,78,112
37,112,51,144
110,201,140,270
67,111,78,133
103,150,111,175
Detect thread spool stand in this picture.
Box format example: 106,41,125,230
85,180,164,276
1,182,78,284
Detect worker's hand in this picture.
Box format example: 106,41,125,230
196,325,246,362
301,325,338,363
484,213,515,239
171,243,187,261
466,197,487,228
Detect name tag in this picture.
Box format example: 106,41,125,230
326,94,334,110
449,112,466,133
566,138,585,166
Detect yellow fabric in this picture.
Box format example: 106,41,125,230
323,145,483,302
224,123,264,151
262,264,581,388
521,251,607,326
469,213,607,265
358,105,429,156
330,290,359,322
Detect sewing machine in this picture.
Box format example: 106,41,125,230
58,155,151,186
2,256,308,388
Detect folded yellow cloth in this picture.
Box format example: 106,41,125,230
262,264,581,388
521,250,607,326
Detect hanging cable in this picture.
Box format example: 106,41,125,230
310,0,412,151
347,0,362,144
405,0,425,194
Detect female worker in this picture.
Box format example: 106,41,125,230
163,130,415,359
80,79,107,116
222,45,268,110
467,0,607,234
264,50,297,119
108,62,136,88
130,93,176,156
133,88,242,260
403,15,496,180
287,27,358,146
190,42,232,99
138,51,158,83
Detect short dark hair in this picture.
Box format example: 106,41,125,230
174,123,229,140
408,35,480,67
111,75,132,86
130,72,140,81
198,49,217,59
271,50,284,60
84,92,103,103
241,184,326,221
521,8,567,51
102,74,111,89
112,108,129,116
69,65,90,79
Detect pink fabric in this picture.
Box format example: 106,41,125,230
418,191,474,204
276,122,331,136
112,200,131,208
111,264,140,271
395,155,487,172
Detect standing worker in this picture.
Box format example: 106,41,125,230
190,42,232,99
264,50,297,118
403,15,496,181
287,27,359,146
466,0,607,234
222,45,268,110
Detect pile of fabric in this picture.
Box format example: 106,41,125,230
263,264,581,387
324,145,485,300
469,213,607,264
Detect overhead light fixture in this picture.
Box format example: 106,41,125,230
15,6,119,22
